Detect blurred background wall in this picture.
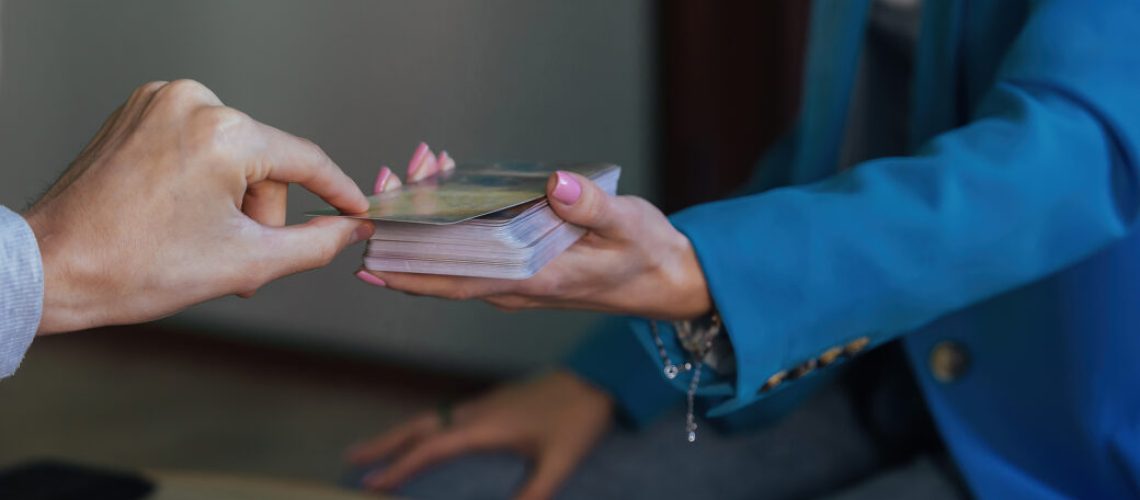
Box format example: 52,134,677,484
0,0,655,374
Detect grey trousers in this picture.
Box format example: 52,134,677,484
347,381,969,499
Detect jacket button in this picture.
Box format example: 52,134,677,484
789,358,818,380
760,370,787,393
818,346,844,366
929,340,969,383
844,336,871,355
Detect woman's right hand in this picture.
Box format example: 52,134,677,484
345,370,615,500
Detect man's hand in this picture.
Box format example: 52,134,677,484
23,80,374,334
346,370,614,500
359,171,712,320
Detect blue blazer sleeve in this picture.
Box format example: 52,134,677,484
641,0,1140,416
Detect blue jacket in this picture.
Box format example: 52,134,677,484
566,0,1140,498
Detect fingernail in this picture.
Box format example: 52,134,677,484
407,142,432,180
551,171,582,204
356,270,387,287
350,223,374,245
384,173,402,191
437,150,456,172
373,166,392,195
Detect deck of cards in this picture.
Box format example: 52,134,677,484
309,148,620,279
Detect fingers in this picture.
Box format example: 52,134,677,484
241,180,288,227
515,451,578,500
346,413,439,465
363,429,496,491
359,270,516,299
251,216,373,283
546,171,627,237
248,121,370,215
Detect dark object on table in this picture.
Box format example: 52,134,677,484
0,460,155,500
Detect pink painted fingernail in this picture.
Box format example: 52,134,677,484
407,142,436,181
384,173,402,191
373,166,402,193
551,171,582,204
355,270,387,287
373,166,392,194
437,150,456,172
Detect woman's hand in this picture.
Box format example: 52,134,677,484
359,171,713,320
346,370,615,500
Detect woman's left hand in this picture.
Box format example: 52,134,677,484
358,171,712,320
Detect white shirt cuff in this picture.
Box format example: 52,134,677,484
0,206,43,378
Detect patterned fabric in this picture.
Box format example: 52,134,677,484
0,206,42,378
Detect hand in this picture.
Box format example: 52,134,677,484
360,171,713,320
346,370,614,500
23,80,373,334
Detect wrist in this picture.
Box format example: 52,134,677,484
660,229,712,320
23,211,97,335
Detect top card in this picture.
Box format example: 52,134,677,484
307,162,619,225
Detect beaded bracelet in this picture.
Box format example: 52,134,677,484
649,312,726,442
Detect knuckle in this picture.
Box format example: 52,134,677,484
188,106,249,153
582,193,616,226
152,79,222,115
581,194,605,218
164,78,211,99
196,105,248,130
611,196,653,234
133,80,168,98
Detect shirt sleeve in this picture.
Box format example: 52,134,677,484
0,206,43,378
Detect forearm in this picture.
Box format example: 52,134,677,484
0,206,44,378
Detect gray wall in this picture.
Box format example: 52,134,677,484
0,0,655,373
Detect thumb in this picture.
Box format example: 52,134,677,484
546,171,623,236
255,216,373,281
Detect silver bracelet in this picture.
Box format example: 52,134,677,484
649,312,725,442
